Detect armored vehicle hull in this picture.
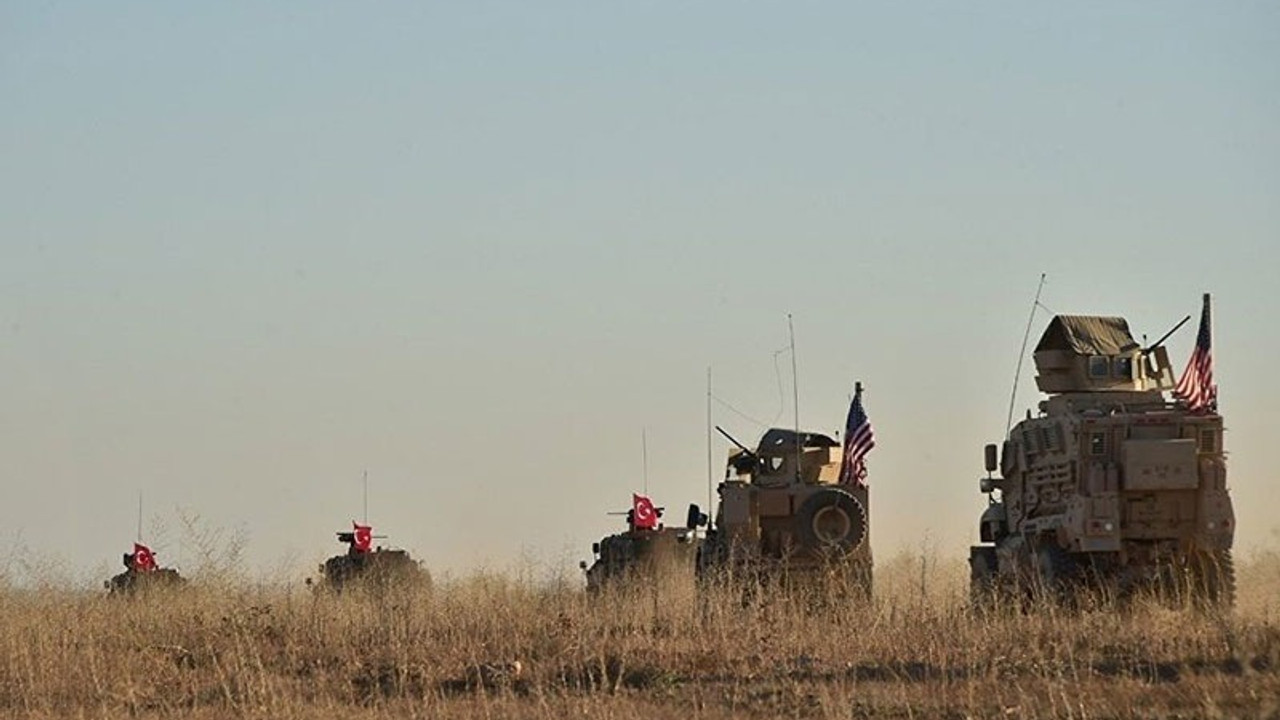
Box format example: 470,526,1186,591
106,568,185,595
583,526,699,594
313,526,431,593
104,547,184,596
318,548,430,592
970,308,1235,605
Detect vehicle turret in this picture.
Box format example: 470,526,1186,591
1033,315,1176,395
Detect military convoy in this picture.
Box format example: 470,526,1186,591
969,305,1235,605
97,294,1238,612
104,523,430,596
694,427,873,597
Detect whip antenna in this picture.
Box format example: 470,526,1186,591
706,366,713,516
788,314,801,482
1006,273,1047,437
642,428,649,495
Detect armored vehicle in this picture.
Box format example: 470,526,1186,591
695,427,873,596
105,545,185,595
970,305,1235,605
314,525,430,593
580,503,701,594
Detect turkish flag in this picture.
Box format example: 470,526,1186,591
352,522,373,553
132,543,157,572
632,494,658,530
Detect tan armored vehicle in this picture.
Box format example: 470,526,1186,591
580,503,701,594
970,309,1234,604
696,427,872,596
313,525,430,593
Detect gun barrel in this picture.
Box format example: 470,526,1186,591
1145,314,1192,353
715,425,755,457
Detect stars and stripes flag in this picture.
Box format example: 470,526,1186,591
840,384,875,486
1173,293,1217,413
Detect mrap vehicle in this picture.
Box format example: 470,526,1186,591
970,308,1234,605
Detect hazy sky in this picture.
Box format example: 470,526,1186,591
2,2,1277,584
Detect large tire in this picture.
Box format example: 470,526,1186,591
969,546,998,609
1032,542,1078,604
794,489,866,555
1191,549,1236,608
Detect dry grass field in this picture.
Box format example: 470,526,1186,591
2,549,1278,719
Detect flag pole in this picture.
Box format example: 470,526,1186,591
1205,292,1215,411
137,491,143,543
362,469,368,525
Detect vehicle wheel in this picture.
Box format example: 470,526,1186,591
1033,542,1078,604
694,534,725,582
794,489,866,555
969,546,998,609
1191,549,1235,608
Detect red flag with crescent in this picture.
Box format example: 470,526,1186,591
352,522,373,553
132,543,157,572
632,494,658,530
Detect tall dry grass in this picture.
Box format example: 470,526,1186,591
1,551,1277,719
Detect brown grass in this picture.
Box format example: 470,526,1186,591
1,551,1278,719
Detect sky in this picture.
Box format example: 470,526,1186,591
1,2,1277,585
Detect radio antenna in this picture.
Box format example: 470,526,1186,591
1006,273,1047,436
642,427,649,495
788,313,801,482
706,366,713,515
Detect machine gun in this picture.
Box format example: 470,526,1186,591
335,531,387,547
716,425,763,476
606,506,665,530
1143,313,1192,355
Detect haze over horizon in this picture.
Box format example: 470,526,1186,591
2,2,1277,585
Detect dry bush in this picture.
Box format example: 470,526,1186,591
0,552,1276,719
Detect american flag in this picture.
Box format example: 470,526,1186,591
1173,294,1217,413
840,384,875,486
